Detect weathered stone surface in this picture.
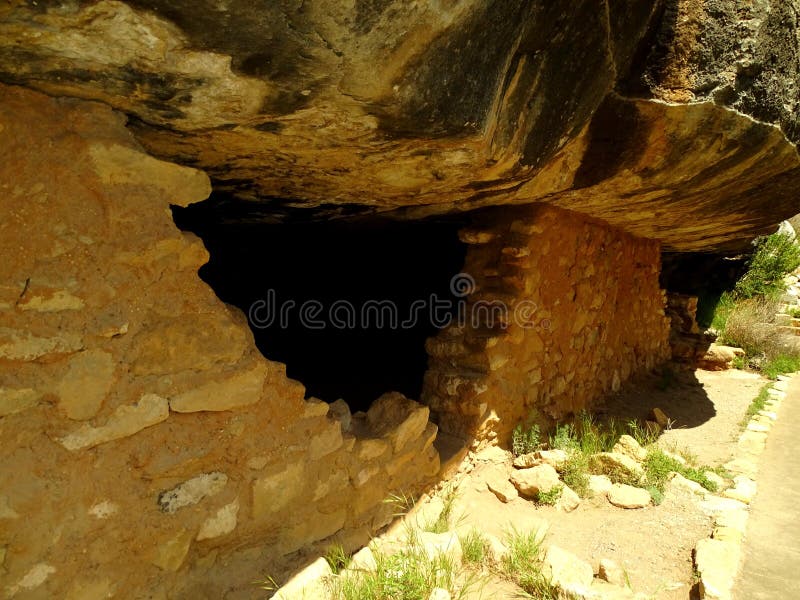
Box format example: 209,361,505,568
349,546,377,572
158,472,228,514
2,2,797,252
428,588,451,600
589,453,644,481
4,562,56,597
169,364,266,412
309,422,344,461
612,435,647,462
0,327,83,361
366,392,430,453
57,349,115,420
58,394,169,451
665,472,707,498
695,538,740,600
607,484,650,509
252,464,305,520
723,476,757,505
557,485,581,513
329,399,352,432
542,545,594,595
536,449,569,470
510,464,561,498
197,499,240,541
151,529,193,572
0,388,40,417
698,344,746,371
513,452,542,469
485,467,518,503
588,475,614,498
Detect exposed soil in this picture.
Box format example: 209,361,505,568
407,365,766,599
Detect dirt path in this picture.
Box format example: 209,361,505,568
733,377,800,599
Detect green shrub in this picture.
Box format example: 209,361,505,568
734,231,800,299
535,485,563,506
762,354,800,379
642,449,717,494
512,423,542,457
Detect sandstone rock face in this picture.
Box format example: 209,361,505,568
608,484,651,509
0,2,798,250
0,85,441,599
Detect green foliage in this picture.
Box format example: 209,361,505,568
502,528,557,599
709,291,736,332
329,531,472,600
626,419,660,446
512,423,542,457
560,452,590,498
642,449,718,494
535,485,563,506
325,543,350,574
459,529,488,565
734,231,800,299
549,423,580,453
762,355,800,380
741,385,771,427
646,485,664,506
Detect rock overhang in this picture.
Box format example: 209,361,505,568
0,0,798,252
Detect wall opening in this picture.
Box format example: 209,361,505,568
173,196,468,413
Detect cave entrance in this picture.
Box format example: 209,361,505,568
173,196,468,413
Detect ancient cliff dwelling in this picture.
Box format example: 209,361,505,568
1,1,799,598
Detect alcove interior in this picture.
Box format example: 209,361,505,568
173,196,469,413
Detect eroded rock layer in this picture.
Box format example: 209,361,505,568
0,0,798,250
0,85,439,598
423,205,671,442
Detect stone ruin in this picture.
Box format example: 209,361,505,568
1,1,799,597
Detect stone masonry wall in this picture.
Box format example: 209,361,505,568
423,205,671,444
0,85,439,599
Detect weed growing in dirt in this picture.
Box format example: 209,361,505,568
459,529,489,565
762,355,800,379
423,485,461,534
642,449,718,495
560,452,590,497
512,423,542,457
626,419,660,446
502,527,558,599
325,543,350,574
535,485,563,506
384,491,416,517
741,384,771,428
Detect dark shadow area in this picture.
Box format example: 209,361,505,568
173,195,468,412
661,251,747,327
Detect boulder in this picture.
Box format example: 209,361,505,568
486,468,518,503
510,464,561,498
698,344,745,370
589,453,644,481
513,452,541,469
557,485,581,512
273,557,332,600
611,435,647,462
536,449,569,470
607,484,650,509
598,558,626,586
694,538,740,600
588,475,613,498
542,545,594,595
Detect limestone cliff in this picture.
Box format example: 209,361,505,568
0,0,798,250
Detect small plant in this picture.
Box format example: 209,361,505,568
626,419,659,446
328,530,474,600
741,385,771,427
502,527,558,599
560,452,590,497
642,448,718,494
512,423,542,457
253,574,279,591
423,485,461,534
536,485,563,506
646,485,664,506
459,529,488,565
549,423,579,453
384,491,416,517
734,231,800,299
325,543,350,574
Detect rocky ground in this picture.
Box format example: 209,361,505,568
269,364,777,599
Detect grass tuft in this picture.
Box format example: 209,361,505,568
501,527,558,599
325,543,350,574
423,485,461,534
535,485,563,506
459,529,489,565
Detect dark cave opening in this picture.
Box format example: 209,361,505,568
173,196,469,413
